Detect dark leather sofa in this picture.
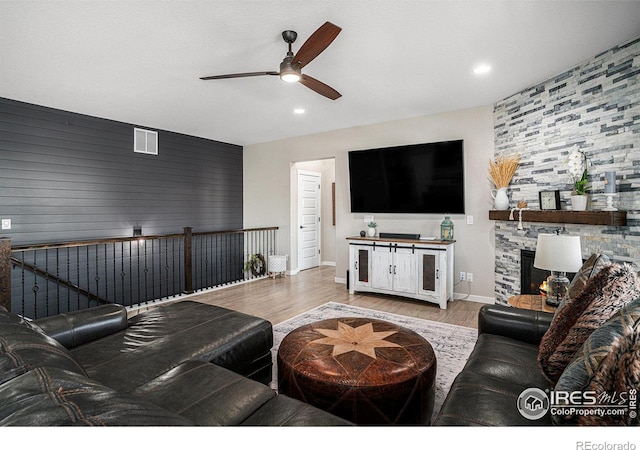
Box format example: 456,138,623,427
0,300,351,426
434,304,555,426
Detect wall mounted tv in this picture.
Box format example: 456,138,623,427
348,140,465,214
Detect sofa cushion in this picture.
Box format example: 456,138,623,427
434,334,552,426
71,301,273,391
553,298,640,425
538,263,640,384
242,393,354,426
134,359,276,425
0,367,192,426
0,309,86,386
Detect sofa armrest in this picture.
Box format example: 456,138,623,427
478,304,553,346
34,304,128,349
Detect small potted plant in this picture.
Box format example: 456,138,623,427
367,221,377,237
568,148,589,211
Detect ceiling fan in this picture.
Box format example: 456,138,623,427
200,21,342,100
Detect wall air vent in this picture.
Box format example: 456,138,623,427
134,128,158,155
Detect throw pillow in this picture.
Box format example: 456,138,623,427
553,298,640,425
537,263,640,384
554,253,611,318
567,253,611,302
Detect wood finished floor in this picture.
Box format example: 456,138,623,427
176,265,485,328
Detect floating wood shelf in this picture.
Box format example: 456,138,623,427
489,210,627,226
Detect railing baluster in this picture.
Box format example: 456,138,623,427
45,249,49,316
8,227,277,317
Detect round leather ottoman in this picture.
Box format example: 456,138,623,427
277,317,436,425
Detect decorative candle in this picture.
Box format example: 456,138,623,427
604,171,617,194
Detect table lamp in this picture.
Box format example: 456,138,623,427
533,233,583,306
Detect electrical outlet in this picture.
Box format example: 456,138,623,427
467,272,474,282
1,219,11,230
363,215,374,224
466,215,473,225
459,271,466,281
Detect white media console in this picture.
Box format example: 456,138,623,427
347,236,455,309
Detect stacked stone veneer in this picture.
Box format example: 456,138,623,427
492,36,640,304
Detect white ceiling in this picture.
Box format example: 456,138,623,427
2,1,640,146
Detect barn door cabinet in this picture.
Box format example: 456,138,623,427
347,237,454,309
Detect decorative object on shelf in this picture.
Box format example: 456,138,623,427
489,154,520,210
571,195,588,211
440,216,454,241
509,207,530,230
517,201,528,209
367,221,377,237
539,190,561,210
603,170,618,211
244,253,266,277
360,230,366,237
568,147,589,211
491,187,509,211
534,232,583,307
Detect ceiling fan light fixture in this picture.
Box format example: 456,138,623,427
280,61,301,83
281,71,301,83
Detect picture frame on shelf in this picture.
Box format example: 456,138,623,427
539,190,561,210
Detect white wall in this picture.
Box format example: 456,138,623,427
244,105,496,301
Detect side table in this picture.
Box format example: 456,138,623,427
508,294,557,313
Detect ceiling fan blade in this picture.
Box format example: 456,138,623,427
299,74,341,100
293,22,341,69
200,71,279,80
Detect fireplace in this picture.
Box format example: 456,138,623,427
520,250,549,295
520,250,578,296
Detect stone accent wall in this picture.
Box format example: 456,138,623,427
492,36,640,304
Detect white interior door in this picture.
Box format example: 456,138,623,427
297,170,321,271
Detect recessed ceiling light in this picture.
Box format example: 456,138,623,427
293,108,305,114
473,64,492,75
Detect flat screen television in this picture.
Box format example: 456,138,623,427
348,140,465,214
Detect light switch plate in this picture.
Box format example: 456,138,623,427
1,219,11,230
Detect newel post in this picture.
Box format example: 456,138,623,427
0,238,11,311
183,227,193,294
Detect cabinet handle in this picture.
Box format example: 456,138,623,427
389,265,392,273
355,261,359,270
393,265,397,274
436,269,439,279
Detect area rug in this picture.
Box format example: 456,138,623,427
270,301,478,423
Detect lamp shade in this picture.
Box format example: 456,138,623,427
534,234,583,273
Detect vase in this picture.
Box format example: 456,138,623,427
491,187,509,210
571,194,588,211
368,227,376,237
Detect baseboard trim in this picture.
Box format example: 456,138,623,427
321,261,336,267
454,293,494,304
334,277,346,284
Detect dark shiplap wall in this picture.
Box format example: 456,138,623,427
0,98,243,245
